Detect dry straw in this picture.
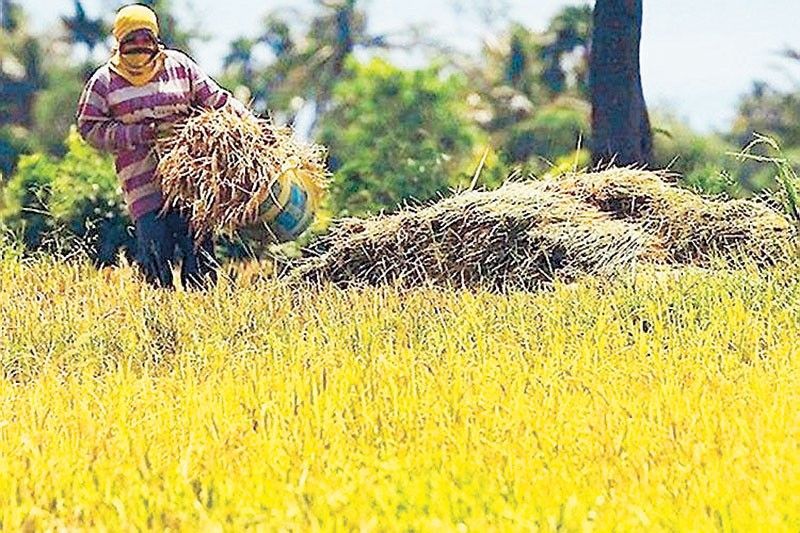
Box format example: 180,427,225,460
294,168,797,290
155,105,328,239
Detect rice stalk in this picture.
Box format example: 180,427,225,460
294,168,796,290
155,105,329,240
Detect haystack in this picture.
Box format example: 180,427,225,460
155,106,328,239
548,171,792,264
293,169,797,290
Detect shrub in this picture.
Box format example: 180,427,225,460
504,97,590,172
0,125,36,180
319,59,479,216
651,116,743,195
0,129,133,264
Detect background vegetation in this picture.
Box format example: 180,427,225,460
0,0,798,261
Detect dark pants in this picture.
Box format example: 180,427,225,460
134,210,218,290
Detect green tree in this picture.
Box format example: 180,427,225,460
731,82,800,150
31,65,85,156
0,3,44,175
222,0,390,128
223,37,257,88
137,0,197,51
650,116,742,195
0,125,34,178
61,0,105,54
0,0,20,32
504,97,590,170
0,129,133,264
463,7,592,170
540,5,592,95
319,59,479,216
0,10,43,127
723,79,800,194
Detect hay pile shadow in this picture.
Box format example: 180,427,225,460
292,169,797,290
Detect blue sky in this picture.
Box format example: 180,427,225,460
19,0,800,132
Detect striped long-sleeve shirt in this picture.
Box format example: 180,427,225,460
76,50,246,221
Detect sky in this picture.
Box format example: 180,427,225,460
18,0,800,132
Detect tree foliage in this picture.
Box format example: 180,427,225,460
319,59,478,216
221,0,387,129
0,6,44,127
0,130,133,264
137,0,198,51
463,7,592,173
61,0,104,54
0,4,44,174
731,82,800,150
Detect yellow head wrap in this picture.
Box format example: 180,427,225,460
109,4,166,87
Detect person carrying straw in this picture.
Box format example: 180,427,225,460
76,3,248,289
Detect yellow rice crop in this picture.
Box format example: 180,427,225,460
1,257,799,531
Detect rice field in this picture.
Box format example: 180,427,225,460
1,257,799,531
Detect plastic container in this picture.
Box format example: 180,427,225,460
246,168,321,243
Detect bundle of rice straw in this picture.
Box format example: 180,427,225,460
156,105,329,239
549,170,795,264
292,168,797,290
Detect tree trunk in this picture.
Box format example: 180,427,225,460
1,0,11,31
307,0,355,138
590,0,652,167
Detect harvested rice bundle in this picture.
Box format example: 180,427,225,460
294,181,656,290
553,168,796,265
293,169,796,290
156,105,329,241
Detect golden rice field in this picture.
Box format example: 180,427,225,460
1,257,799,531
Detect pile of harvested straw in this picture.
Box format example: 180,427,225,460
550,170,794,264
155,105,328,238
293,169,797,290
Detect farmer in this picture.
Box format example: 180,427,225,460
76,4,247,289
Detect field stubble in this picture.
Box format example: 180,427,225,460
0,258,799,530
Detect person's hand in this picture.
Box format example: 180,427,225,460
225,97,252,119
142,121,158,142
